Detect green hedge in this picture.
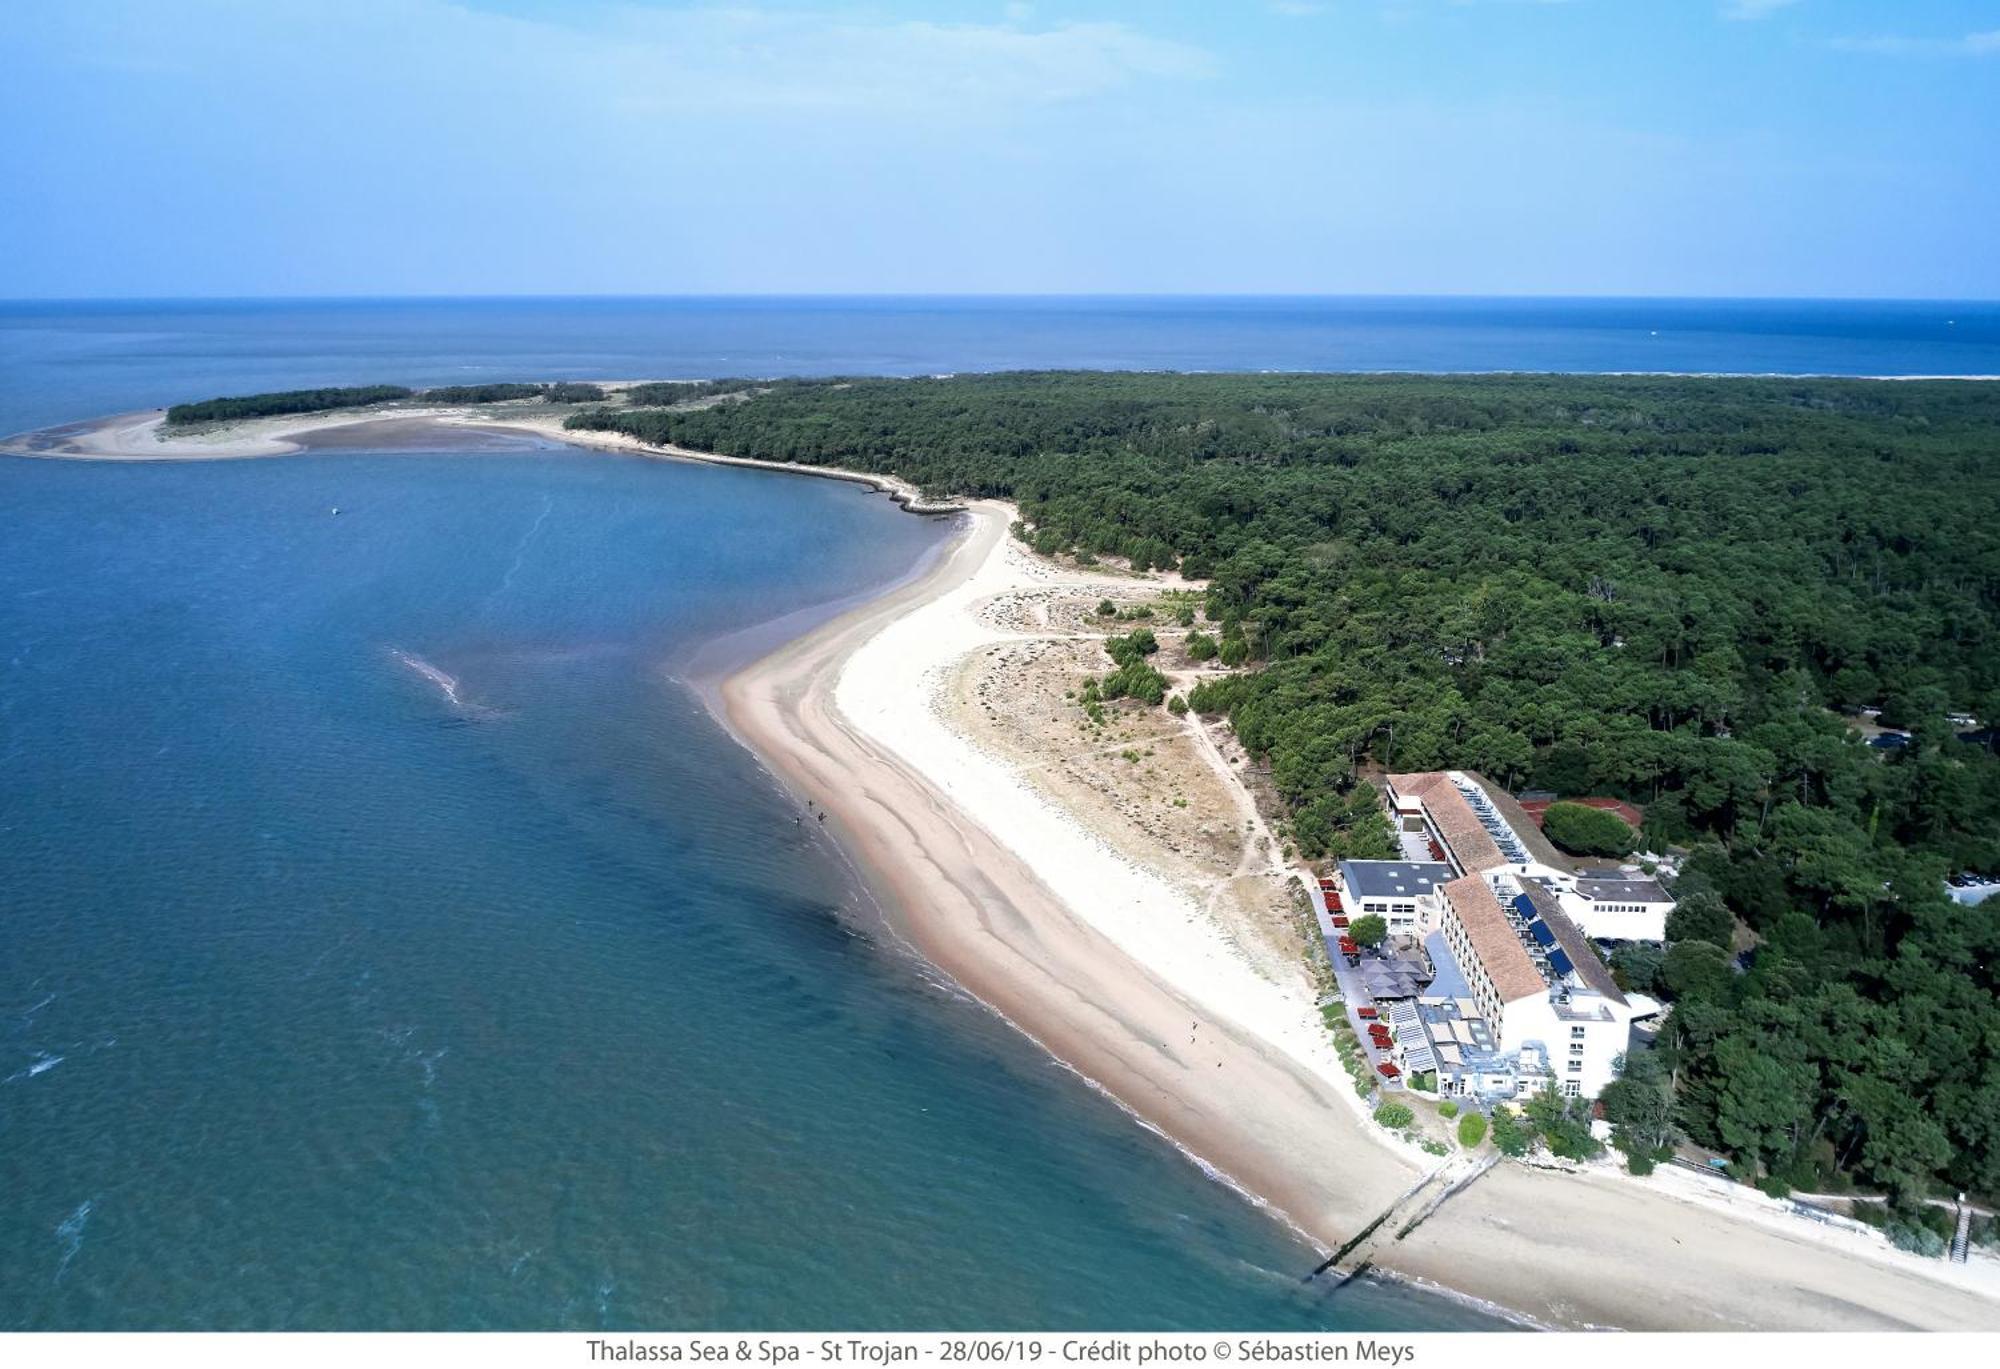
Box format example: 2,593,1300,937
1542,801,1638,857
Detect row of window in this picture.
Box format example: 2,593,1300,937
1440,906,1502,1035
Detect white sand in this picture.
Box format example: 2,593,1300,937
739,500,2000,1332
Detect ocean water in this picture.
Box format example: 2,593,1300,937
0,441,1496,1329
3,296,1998,440
7,294,1975,1331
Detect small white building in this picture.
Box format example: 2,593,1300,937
1555,874,1674,942
1338,859,1455,935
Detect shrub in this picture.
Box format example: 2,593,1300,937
1218,637,1249,666
1490,1106,1528,1157
1168,695,1188,716
1106,629,1159,665
1886,1221,1947,1259
1096,599,1117,617
1100,660,1168,705
1438,1100,1459,1119
1457,1113,1489,1149
1542,801,1638,857
1374,1102,1415,1129
1185,630,1218,661
1611,942,1665,994
1526,1085,1604,1161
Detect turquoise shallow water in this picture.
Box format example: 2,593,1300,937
0,426,1499,1330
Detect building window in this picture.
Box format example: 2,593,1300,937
1564,1081,1581,1097
1567,1059,1582,1072
1570,1043,1585,1055
1570,1026,1585,1039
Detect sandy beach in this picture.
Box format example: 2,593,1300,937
714,497,2000,1332
15,403,2000,1331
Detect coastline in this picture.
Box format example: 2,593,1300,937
14,404,2000,1332
0,407,968,514
710,496,2000,1333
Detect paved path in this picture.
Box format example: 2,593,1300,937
1297,873,1404,1092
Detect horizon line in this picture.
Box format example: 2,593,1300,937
2,291,1997,308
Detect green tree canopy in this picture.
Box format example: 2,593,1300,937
1542,801,1638,856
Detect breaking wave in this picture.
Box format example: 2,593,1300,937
387,648,506,721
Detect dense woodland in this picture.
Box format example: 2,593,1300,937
419,382,546,404
166,381,606,424
568,372,2000,1208
165,385,411,424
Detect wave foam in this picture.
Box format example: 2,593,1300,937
387,648,505,721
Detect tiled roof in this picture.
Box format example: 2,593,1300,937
1386,772,1450,801
1441,875,1546,1004
1386,772,1507,872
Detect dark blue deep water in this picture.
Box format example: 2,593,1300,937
3,296,1997,438
4,294,1977,1330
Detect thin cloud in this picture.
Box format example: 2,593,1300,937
1722,0,1800,20
1829,29,2000,57
580,7,1216,115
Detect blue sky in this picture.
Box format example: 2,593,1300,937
2,0,1995,298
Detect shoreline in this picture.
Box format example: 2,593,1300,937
0,407,968,514
709,496,2000,1332
13,404,2000,1331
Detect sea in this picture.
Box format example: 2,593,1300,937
2,295,1992,1331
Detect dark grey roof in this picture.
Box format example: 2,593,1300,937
1573,878,1671,903
1359,960,1428,1000
1521,882,1627,1006
1340,860,1455,900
